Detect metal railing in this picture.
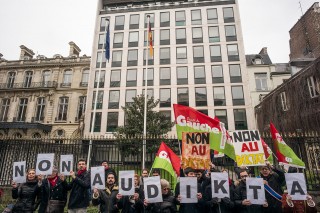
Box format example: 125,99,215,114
0,81,57,90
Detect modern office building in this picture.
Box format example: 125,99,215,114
0,42,90,138
85,0,255,136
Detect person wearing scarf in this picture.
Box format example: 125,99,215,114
38,167,68,213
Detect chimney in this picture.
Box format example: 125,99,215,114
259,47,268,55
68,41,81,57
19,45,35,60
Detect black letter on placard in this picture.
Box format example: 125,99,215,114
249,185,261,199
121,178,133,191
291,181,305,195
61,161,71,172
147,185,159,198
15,165,24,177
214,180,227,194
186,185,191,198
38,160,51,171
93,173,103,185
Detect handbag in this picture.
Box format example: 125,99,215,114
45,200,65,213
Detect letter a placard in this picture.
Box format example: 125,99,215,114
246,178,265,205
36,153,54,175
285,173,307,200
211,172,230,198
91,166,105,189
180,177,197,203
119,170,135,196
13,161,26,183
143,176,162,203
60,155,73,175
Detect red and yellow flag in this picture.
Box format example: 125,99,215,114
148,20,153,57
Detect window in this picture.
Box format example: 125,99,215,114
98,34,106,49
177,67,188,85
176,47,187,64
207,8,218,24
215,110,228,130
115,15,125,30
231,86,245,105
107,112,118,132
227,44,239,61
113,32,124,48
191,10,202,25
112,50,122,67
42,70,51,86
234,109,247,130
177,88,189,106
213,87,226,106
127,49,138,66
160,12,170,27
142,89,154,98
144,14,154,28
96,52,107,68
92,91,104,109
0,99,10,122
108,90,120,109
24,71,33,88
229,64,242,83
100,17,108,32
90,112,102,132
225,25,237,41
57,97,68,121
209,26,220,42
143,68,154,86
7,72,16,88
77,96,86,121
110,70,121,87
212,65,224,83
255,73,268,91
94,70,105,88
143,49,154,65
126,89,136,105
62,70,72,87
307,76,319,98
193,46,204,63
159,111,171,122
144,30,154,46
198,109,208,116
80,69,89,87
210,45,222,62
160,88,171,107
195,87,207,106
160,67,171,85
175,11,186,26
127,69,137,87
223,7,235,23
130,14,140,29
192,27,203,43
176,28,186,44
160,48,170,64
280,92,289,111
194,66,206,84
128,32,139,47
34,97,45,122
160,29,170,45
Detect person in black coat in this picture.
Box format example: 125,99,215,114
11,168,41,213
102,161,117,181
38,167,68,213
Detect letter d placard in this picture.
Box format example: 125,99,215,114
143,176,162,203
36,153,54,175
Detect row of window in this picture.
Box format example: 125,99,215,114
100,7,235,31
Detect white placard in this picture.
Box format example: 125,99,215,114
285,173,307,200
60,155,73,175
143,176,163,203
246,178,265,205
119,170,135,195
211,172,230,199
91,166,105,189
13,161,26,183
180,177,197,203
36,153,54,175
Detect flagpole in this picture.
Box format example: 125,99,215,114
87,18,109,168
142,15,151,170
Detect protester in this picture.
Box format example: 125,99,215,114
175,167,204,213
67,159,90,213
11,168,41,213
144,179,177,213
92,172,121,213
102,161,117,181
38,167,68,213
139,168,149,187
152,168,161,177
281,192,317,213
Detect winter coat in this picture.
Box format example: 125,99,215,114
204,183,235,213
67,170,90,209
92,185,120,213
175,181,204,213
146,193,177,213
12,180,41,213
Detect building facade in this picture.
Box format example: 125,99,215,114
85,0,255,137
0,42,91,138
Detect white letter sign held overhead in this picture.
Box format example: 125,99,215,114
60,155,73,175
285,173,307,200
91,166,105,189
13,161,26,183
211,172,230,199
246,178,265,205
119,170,135,196
143,176,163,203
180,177,198,203
36,153,54,175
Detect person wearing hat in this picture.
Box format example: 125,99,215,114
38,167,68,213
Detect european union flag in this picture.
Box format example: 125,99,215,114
105,23,110,61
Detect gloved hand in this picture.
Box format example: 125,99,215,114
221,197,231,205
211,197,219,207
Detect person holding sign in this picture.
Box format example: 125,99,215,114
38,167,68,213
11,168,41,213
92,172,121,213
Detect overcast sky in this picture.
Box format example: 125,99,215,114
0,0,316,62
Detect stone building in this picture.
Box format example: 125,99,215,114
0,42,91,138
